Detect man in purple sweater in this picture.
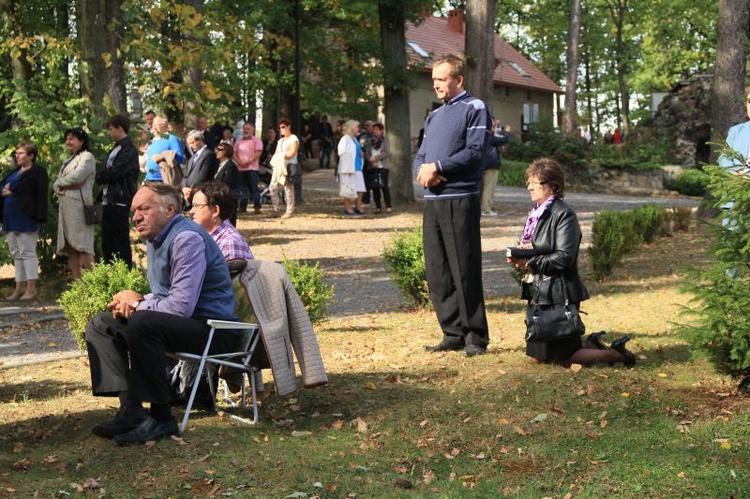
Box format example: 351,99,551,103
414,52,491,357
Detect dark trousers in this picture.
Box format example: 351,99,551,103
238,170,261,209
85,311,239,405
318,141,331,169
101,204,132,267
372,169,392,209
423,196,488,347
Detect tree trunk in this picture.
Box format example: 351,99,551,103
711,0,750,162
104,0,127,114
464,0,497,112
378,1,413,204
76,0,108,119
607,0,630,139
184,0,204,126
563,0,581,137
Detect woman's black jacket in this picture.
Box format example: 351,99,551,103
521,197,589,306
0,164,49,224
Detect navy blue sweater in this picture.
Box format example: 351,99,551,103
413,91,491,199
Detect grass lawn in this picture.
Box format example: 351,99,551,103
1,223,748,498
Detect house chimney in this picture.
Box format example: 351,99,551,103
447,9,464,34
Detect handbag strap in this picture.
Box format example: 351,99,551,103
78,189,86,206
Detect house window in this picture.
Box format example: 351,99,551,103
508,61,531,78
522,103,539,131
407,40,430,59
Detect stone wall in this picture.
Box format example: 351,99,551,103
590,168,667,196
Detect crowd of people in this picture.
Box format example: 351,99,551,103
0,52,652,445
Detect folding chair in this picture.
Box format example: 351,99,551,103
169,319,261,434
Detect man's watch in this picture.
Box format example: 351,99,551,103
130,300,142,310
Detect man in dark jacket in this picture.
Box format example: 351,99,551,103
98,114,140,267
183,130,218,208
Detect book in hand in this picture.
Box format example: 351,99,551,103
506,246,536,259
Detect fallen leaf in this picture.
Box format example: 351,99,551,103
530,413,547,423
569,364,582,373
600,420,608,428
395,478,413,489
364,382,378,390
621,391,630,397
331,420,343,430
353,417,368,433
12,442,23,454
658,373,668,378
498,417,509,424
720,441,732,450
422,470,436,484
514,426,531,436
291,431,312,437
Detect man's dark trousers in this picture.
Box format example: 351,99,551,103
85,310,239,404
102,204,133,267
422,196,488,348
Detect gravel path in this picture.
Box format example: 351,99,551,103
0,169,699,367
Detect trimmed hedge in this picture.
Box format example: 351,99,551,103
590,204,682,279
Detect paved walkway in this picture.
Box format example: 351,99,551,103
0,169,699,368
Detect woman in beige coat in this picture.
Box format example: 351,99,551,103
54,128,95,280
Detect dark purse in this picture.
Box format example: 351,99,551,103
525,275,585,342
80,190,102,225
372,169,386,189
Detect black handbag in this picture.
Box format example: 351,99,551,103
80,190,102,225
525,275,585,342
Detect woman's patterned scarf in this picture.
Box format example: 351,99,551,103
520,195,555,245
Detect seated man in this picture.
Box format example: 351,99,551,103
85,182,239,445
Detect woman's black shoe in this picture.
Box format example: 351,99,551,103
611,336,636,367
586,331,608,350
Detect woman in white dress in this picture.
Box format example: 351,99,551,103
53,127,95,280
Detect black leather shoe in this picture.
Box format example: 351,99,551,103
586,331,608,350
424,341,464,352
611,336,636,367
92,407,149,439
113,416,179,445
459,345,487,357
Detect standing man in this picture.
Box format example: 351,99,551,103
234,122,264,214
317,115,334,169
719,87,750,173
145,116,184,184
97,115,140,267
85,183,239,444
359,120,375,204
183,130,218,206
480,121,511,217
414,52,491,357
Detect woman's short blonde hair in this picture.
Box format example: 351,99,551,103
343,120,359,135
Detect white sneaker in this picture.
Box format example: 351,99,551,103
482,211,497,217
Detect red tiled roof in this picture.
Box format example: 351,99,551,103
406,14,563,94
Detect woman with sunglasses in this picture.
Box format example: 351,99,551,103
268,120,299,219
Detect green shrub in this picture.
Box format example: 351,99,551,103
58,259,149,350
382,226,431,309
281,258,334,326
590,210,631,279
632,204,664,244
666,169,710,196
498,159,527,187
678,164,750,391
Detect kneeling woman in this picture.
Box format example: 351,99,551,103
507,158,635,367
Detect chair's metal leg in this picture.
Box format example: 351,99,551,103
179,327,216,434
